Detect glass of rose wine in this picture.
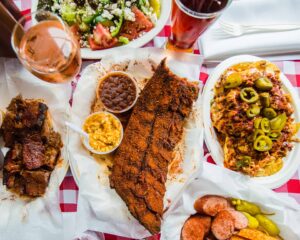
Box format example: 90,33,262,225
11,11,81,83
167,0,232,52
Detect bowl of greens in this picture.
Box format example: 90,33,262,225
33,0,171,59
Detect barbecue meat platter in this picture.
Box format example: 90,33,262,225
69,49,202,237
1,96,63,198
110,60,199,233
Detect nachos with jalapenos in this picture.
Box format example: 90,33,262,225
211,61,300,177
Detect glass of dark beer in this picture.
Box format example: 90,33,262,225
167,0,232,52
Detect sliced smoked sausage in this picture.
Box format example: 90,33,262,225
227,209,248,230
194,195,230,217
211,210,235,240
181,215,206,240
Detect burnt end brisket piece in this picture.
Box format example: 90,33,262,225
0,95,48,147
44,147,60,170
20,170,51,197
110,59,199,234
3,145,22,188
0,112,17,147
1,96,62,198
22,133,45,170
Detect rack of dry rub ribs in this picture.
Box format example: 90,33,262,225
110,59,199,234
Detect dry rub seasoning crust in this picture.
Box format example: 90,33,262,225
109,59,199,234
211,61,299,177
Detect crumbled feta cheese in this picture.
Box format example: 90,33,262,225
124,7,135,21
97,3,103,11
104,4,109,9
101,9,114,20
86,5,96,15
111,8,122,16
69,2,76,8
138,32,145,38
79,37,88,47
51,2,60,12
150,13,157,23
110,3,118,10
110,26,116,33
125,1,131,7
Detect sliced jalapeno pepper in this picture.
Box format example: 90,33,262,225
253,129,265,140
270,113,287,131
224,72,243,89
254,135,273,152
262,108,277,119
261,118,271,133
255,77,273,91
259,92,270,107
254,118,262,129
240,87,259,103
246,105,261,118
268,130,281,140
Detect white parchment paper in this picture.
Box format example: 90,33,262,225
69,48,204,238
161,162,300,240
0,58,71,240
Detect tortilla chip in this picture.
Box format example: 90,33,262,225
237,228,277,240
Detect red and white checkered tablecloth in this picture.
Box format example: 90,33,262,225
13,1,300,239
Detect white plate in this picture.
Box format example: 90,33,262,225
31,0,172,59
203,55,300,189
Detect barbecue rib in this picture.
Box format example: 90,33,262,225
110,59,199,234
1,95,62,197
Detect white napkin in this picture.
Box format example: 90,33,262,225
161,162,300,240
0,58,71,240
199,0,300,62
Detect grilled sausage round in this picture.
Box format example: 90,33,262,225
181,215,206,240
227,209,248,229
194,195,230,217
211,210,235,240
195,215,211,235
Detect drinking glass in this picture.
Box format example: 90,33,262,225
11,11,81,83
167,0,232,52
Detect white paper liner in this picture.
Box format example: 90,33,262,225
69,48,204,238
161,162,300,240
0,58,71,240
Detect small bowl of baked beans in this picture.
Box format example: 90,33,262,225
97,71,138,113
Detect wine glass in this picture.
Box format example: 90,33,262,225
11,10,81,83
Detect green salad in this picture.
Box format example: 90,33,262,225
38,0,160,50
